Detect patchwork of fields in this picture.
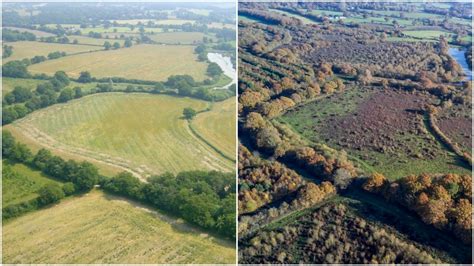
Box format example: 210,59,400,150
2,190,236,264
28,44,209,81
10,93,234,179
2,41,102,63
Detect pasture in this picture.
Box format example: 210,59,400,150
192,97,236,160
3,26,54,37
69,36,125,46
155,19,196,25
2,160,63,207
28,44,209,82
402,30,453,40
2,190,236,264
269,9,319,24
279,87,470,179
2,41,102,63
149,32,206,44
11,93,234,178
2,77,46,94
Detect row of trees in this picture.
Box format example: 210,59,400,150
2,28,36,42
3,45,13,58
362,172,472,244
102,170,236,238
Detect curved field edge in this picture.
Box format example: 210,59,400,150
191,97,236,162
2,190,236,264
8,93,234,181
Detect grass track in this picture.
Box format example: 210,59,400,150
28,44,209,82
2,190,236,264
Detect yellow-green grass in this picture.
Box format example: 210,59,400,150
28,44,209,82
155,19,196,25
3,26,54,37
2,41,103,63
2,77,47,94
149,32,205,44
69,35,125,46
2,160,63,207
402,30,453,40
10,93,234,179
192,97,236,160
2,189,236,264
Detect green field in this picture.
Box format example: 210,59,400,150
2,77,47,94
269,9,319,24
2,190,236,264
149,32,206,44
28,44,209,82
155,19,196,25
3,26,54,37
402,30,453,40
10,93,234,179
310,9,343,17
2,41,103,63
344,16,413,26
69,36,125,46
193,97,236,160
2,160,63,207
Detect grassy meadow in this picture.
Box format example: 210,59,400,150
2,41,102,63
192,97,236,160
2,160,63,207
2,190,236,264
149,32,206,44
10,93,234,178
28,44,209,81
2,77,47,94
69,36,125,46
3,26,54,37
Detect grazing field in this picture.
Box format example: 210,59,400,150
3,26,54,37
279,88,470,179
192,97,236,160
2,41,102,63
402,30,452,40
149,32,205,44
2,160,63,207
2,190,236,264
28,44,209,81
11,93,234,178
155,19,196,25
69,36,125,46
2,77,47,94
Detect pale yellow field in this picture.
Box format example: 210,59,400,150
3,41,102,63
2,190,236,264
193,97,236,160
10,93,234,179
3,26,53,37
28,44,209,81
149,32,205,44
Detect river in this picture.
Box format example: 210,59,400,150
448,47,472,81
207,52,236,89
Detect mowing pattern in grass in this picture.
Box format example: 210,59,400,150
2,190,236,264
28,44,209,82
2,41,103,63
2,160,63,207
192,97,236,160
279,87,470,179
12,93,234,177
149,32,206,44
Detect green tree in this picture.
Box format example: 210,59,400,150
73,87,83,98
38,184,65,205
2,130,16,157
33,148,53,170
58,88,73,103
78,71,92,83
124,39,133,48
62,182,76,196
183,107,197,120
113,42,121,49
207,62,223,77
104,41,112,50
54,71,70,86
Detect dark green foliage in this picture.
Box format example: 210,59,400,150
3,45,13,58
2,198,39,220
54,71,70,86
113,42,121,49
103,172,144,199
2,61,30,78
38,184,65,205
2,29,36,42
104,41,112,50
47,51,66,60
73,87,83,98
62,182,76,196
183,107,197,120
78,71,92,83
207,62,223,76
31,55,47,64
124,39,133,47
4,86,33,104
58,88,73,103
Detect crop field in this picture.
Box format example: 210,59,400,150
28,44,209,82
2,190,236,264
2,41,103,63
279,88,470,179
10,93,234,179
3,26,54,37
69,36,125,46
192,97,236,160
2,160,63,207
149,32,206,44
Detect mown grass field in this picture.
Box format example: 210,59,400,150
2,160,63,207
28,44,209,82
3,26,54,37
69,36,125,46
11,93,234,177
192,97,236,160
149,32,205,44
2,41,102,63
2,190,236,264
